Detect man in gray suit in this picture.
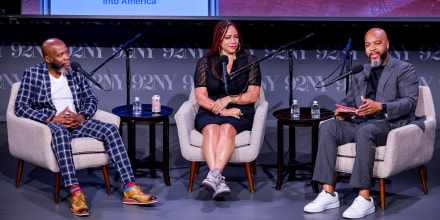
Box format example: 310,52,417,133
304,28,419,218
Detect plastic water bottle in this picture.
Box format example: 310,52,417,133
291,99,300,120
311,100,320,119
133,97,142,116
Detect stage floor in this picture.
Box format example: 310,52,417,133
0,122,439,220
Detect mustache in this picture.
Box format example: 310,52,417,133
367,49,388,60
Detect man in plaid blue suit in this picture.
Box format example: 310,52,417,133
15,38,157,216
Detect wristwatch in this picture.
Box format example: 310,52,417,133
382,103,388,118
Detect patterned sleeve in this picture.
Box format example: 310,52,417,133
15,65,53,123
194,57,208,88
248,55,262,86
74,72,98,119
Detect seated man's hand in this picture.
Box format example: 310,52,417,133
53,107,85,130
357,96,381,116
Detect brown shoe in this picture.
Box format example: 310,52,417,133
71,192,89,216
123,185,158,205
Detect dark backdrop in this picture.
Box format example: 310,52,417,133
1,16,439,128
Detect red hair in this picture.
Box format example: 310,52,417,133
205,20,246,57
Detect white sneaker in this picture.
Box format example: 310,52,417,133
202,170,221,193
213,176,230,199
342,196,375,219
304,190,340,213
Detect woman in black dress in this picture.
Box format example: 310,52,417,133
194,20,261,198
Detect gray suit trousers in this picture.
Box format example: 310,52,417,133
312,118,391,189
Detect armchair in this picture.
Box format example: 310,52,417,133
174,87,268,193
6,82,119,204
333,86,436,210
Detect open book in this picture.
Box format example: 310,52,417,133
335,104,358,116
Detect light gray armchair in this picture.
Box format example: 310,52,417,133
332,86,436,210
6,82,119,204
174,87,268,193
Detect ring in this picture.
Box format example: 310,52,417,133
233,112,237,115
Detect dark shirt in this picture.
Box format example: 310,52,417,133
364,66,385,121
365,66,384,101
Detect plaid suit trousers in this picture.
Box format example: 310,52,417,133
48,119,135,187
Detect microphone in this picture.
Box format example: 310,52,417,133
346,38,351,50
121,33,142,49
71,62,104,90
281,32,315,50
228,32,315,77
340,38,352,75
323,64,364,87
220,55,229,92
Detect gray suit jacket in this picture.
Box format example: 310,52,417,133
340,56,419,129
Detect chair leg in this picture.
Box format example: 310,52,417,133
102,165,112,196
188,162,197,192
245,162,255,194
195,162,200,174
379,178,385,210
252,160,257,175
419,165,428,194
333,172,339,189
55,172,60,204
15,159,24,188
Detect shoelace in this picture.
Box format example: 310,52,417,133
211,172,222,184
72,194,88,209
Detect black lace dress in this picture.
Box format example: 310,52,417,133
194,52,262,133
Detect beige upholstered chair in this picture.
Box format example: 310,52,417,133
6,82,119,204
174,87,268,193
332,86,436,210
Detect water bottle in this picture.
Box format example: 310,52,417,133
291,99,300,120
133,97,142,116
311,100,320,119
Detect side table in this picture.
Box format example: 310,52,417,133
112,104,173,186
273,107,333,193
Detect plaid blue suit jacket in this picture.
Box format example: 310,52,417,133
15,62,98,123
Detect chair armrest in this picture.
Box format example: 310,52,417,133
6,112,59,172
381,116,436,176
174,101,196,150
92,109,121,128
249,99,269,152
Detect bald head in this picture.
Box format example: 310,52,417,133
42,38,66,57
365,28,389,67
365,28,388,43
41,38,70,76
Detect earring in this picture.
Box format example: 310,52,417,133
236,43,241,52
218,47,222,55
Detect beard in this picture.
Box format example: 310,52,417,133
50,59,70,74
369,49,388,68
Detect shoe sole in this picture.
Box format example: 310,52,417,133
342,207,375,219
71,208,89,216
202,180,217,193
304,202,340,213
123,198,158,205
213,189,230,199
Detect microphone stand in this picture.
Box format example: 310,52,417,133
90,33,142,111
229,32,314,108
229,32,314,78
124,47,132,112
340,42,353,94
288,48,294,107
